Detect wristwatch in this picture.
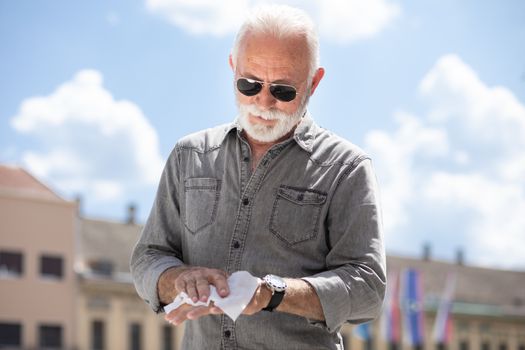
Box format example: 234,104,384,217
262,274,287,312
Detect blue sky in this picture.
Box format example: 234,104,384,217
1,0,524,269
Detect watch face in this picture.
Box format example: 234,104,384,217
264,274,287,292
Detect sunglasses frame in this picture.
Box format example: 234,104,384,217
236,77,299,102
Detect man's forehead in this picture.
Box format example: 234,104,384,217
236,34,310,79
238,57,305,83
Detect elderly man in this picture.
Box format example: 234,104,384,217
131,5,385,349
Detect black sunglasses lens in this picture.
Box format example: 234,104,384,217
237,78,262,96
270,85,297,102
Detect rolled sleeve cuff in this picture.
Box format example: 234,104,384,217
142,256,184,313
302,271,350,332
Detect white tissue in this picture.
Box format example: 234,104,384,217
164,270,260,321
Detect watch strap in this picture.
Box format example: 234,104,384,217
263,290,284,312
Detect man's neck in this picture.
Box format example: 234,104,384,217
243,128,295,154
243,128,296,171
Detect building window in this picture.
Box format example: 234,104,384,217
89,260,114,277
91,320,105,350
0,323,22,347
437,343,447,350
39,324,62,348
162,325,173,350
481,341,491,350
40,255,63,279
0,250,23,277
498,343,507,350
130,323,141,350
459,340,470,350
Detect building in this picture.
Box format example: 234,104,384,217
1,164,525,349
75,214,184,350
343,254,525,350
0,165,77,349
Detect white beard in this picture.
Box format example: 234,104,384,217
236,102,307,143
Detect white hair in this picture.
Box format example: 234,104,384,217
231,5,320,79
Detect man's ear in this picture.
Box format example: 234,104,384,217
309,67,325,96
229,54,235,71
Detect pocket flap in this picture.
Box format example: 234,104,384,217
184,177,220,190
277,186,327,205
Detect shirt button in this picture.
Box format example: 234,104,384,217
224,330,231,338
243,156,250,162
233,241,240,249
242,198,249,205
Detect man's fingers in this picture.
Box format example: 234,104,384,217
174,267,230,301
165,304,218,325
196,279,211,302
186,305,212,320
210,306,223,314
165,304,191,325
185,281,199,302
210,273,230,297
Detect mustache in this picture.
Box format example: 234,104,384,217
238,103,290,121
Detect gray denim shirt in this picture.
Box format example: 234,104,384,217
130,112,386,350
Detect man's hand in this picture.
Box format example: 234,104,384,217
175,266,230,302
165,303,223,326
159,266,230,325
158,266,230,304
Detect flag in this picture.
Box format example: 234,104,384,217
401,268,425,346
433,272,456,344
381,271,402,343
353,322,371,341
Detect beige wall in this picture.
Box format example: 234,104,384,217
76,280,185,350
0,192,77,349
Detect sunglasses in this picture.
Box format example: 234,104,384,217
236,77,298,102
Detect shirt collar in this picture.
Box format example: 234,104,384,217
223,111,317,153
293,111,316,153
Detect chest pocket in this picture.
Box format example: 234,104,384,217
270,185,327,245
184,178,221,234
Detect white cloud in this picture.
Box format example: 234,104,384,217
146,0,251,36
366,112,449,233
420,54,525,149
365,54,525,268
145,0,401,43
11,69,164,202
317,0,400,43
424,173,525,268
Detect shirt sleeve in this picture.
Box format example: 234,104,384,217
130,147,185,313
302,157,386,332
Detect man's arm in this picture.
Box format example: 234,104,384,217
130,148,188,312
163,272,325,325
274,278,324,320
300,158,386,331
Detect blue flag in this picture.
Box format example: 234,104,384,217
353,322,371,340
401,268,425,346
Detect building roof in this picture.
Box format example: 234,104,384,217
0,164,63,201
77,217,143,277
388,255,525,317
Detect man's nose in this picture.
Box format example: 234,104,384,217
254,85,277,110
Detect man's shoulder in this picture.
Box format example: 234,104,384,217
175,123,235,153
310,125,369,167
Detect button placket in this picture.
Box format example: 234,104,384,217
227,137,291,274
221,316,236,349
